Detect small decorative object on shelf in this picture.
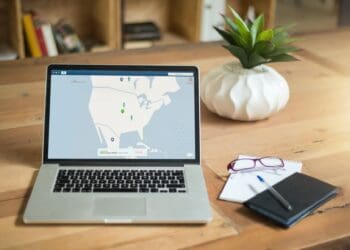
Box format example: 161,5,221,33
53,19,85,54
201,6,298,121
0,44,17,61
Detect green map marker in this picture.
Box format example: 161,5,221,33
120,102,126,114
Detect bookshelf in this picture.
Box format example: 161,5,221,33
123,0,202,48
21,0,121,51
0,0,276,60
0,0,24,59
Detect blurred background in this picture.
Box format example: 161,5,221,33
0,0,348,61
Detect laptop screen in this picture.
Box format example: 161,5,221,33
46,67,198,161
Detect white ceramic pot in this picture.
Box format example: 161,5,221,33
201,62,289,121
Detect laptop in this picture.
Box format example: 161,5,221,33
23,64,212,224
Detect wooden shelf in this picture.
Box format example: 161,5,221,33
0,0,24,59
124,32,187,50
154,32,188,46
123,0,202,45
20,0,121,57
0,0,276,60
21,0,121,50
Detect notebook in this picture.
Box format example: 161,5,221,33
244,172,338,228
219,155,302,203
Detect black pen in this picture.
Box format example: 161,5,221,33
257,175,293,211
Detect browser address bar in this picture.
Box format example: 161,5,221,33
168,72,193,76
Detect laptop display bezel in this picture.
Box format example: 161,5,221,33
43,64,200,166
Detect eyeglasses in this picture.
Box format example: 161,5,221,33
227,156,285,173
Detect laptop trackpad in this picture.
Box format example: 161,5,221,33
94,197,146,216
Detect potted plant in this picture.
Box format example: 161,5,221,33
201,6,298,121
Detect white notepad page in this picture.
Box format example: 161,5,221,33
219,155,302,203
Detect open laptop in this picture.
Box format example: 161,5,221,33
23,64,212,224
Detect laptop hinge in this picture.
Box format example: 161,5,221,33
43,163,60,167
184,163,199,167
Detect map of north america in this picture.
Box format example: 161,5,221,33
88,75,180,157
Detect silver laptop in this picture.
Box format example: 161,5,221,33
23,64,212,224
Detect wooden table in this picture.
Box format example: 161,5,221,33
1,29,350,250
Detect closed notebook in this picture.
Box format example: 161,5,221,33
244,172,337,228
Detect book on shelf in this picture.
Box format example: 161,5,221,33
33,17,48,57
123,22,161,41
23,12,59,58
22,13,42,58
23,12,85,58
41,24,58,57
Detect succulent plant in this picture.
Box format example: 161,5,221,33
215,6,298,69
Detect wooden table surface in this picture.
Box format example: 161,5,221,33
0,29,350,250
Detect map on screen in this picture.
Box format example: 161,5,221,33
48,70,196,160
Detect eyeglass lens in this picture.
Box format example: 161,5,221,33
260,157,283,167
232,159,256,170
231,157,284,171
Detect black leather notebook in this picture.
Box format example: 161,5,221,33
244,172,338,228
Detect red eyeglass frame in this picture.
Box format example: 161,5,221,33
227,156,285,172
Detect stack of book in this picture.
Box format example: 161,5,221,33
22,13,85,58
123,22,161,49
22,13,58,58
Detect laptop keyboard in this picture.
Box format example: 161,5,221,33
53,169,186,193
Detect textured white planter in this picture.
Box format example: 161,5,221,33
201,62,289,121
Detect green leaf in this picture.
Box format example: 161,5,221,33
250,15,264,45
269,53,298,63
223,44,249,67
216,5,299,68
257,29,273,42
283,37,299,44
247,52,268,68
246,19,254,29
220,13,251,49
268,46,299,57
254,41,275,56
228,6,249,33
221,14,238,33
214,26,237,45
274,23,296,33
230,31,250,50
219,29,250,50
228,6,251,47
271,30,290,46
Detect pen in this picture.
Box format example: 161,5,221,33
257,175,293,211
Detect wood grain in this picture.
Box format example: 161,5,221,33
0,0,24,59
0,29,350,249
124,0,170,31
168,0,202,42
21,0,117,47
